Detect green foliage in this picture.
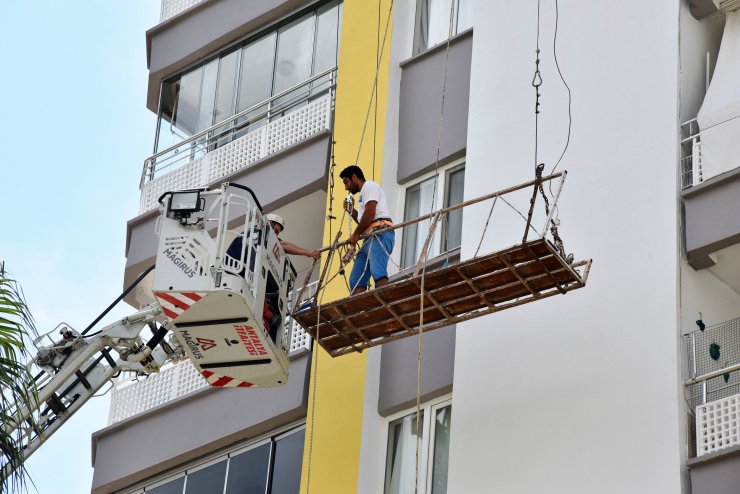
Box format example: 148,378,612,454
709,342,721,361
0,263,38,494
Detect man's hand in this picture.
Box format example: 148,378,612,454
308,249,321,260
347,232,359,246
344,195,354,213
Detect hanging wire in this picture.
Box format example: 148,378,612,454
415,1,457,491
373,0,381,181
353,0,394,169
550,0,571,176
532,0,543,170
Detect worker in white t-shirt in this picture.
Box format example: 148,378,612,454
340,165,395,295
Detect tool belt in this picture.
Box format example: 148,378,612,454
364,218,393,235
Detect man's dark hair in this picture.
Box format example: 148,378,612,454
339,165,365,181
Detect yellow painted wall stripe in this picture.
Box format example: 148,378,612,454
300,0,393,492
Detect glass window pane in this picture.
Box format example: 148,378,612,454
185,461,227,494
174,67,203,136
236,32,277,130
456,0,473,33
224,443,270,494
312,2,340,96
384,412,423,494
214,50,238,126
430,406,452,494
402,177,436,268
444,168,464,251
146,477,184,494
272,14,315,113
418,0,452,52
270,429,305,494
197,59,218,132
156,78,180,152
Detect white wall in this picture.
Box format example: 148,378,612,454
356,1,417,492
449,1,684,493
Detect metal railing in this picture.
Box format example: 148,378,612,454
685,315,740,409
681,118,702,189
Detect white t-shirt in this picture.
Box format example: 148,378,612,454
357,180,390,222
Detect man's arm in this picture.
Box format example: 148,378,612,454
348,200,376,245
280,240,321,260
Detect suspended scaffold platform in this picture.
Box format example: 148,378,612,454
292,170,592,357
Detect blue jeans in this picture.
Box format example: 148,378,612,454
349,230,395,291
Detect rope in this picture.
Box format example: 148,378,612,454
304,292,323,494
353,0,394,168
474,196,498,258
415,1,457,490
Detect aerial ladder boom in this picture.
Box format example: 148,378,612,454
1,304,177,480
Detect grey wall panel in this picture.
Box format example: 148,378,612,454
146,0,312,111
91,354,310,494
123,133,330,293
688,446,740,494
378,325,455,417
397,30,472,184
683,167,740,268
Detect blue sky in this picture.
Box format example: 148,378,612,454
0,2,160,492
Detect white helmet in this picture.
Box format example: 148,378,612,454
265,213,285,231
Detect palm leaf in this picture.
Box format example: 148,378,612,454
0,263,38,494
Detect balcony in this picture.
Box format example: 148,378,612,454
140,68,336,214
681,117,740,293
123,71,334,301
684,316,740,492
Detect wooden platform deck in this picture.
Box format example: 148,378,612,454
292,238,592,357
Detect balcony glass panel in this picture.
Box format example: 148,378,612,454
270,429,305,494
215,50,238,126
236,33,277,132
272,14,316,115
184,461,227,494
312,2,342,97
174,67,203,137
197,59,218,133
224,443,270,494
147,477,185,494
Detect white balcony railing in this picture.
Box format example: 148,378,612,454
140,68,337,214
108,281,317,425
696,393,740,456
160,0,203,22
681,118,703,189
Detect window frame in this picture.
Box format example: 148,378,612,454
396,158,466,271
381,395,453,494
119,423,306,494
412,0,471,55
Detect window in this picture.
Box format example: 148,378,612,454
129,426,305,493
156,1,342,153
383,399,452,494
413,0,472,55
400,163,465,269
